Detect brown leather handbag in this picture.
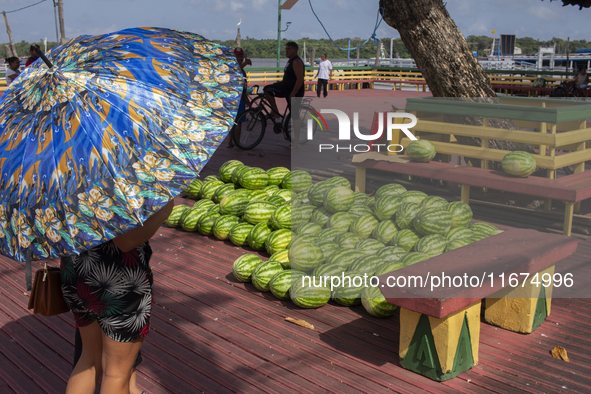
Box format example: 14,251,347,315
27,264,70,316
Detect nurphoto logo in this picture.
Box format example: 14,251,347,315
306,109,418,153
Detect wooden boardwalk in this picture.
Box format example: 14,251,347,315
0,89,590,393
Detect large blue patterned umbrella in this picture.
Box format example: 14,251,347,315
0,27,243,262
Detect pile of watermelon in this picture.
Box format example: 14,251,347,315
227,165,503,318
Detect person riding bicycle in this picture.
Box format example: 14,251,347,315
263,41,305,118
574,67,589,89
227,47,252,148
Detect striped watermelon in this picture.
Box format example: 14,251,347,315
212,215,240,240
291,204,315,228
446,237,474,252
375,183,407,199
266,196,286,206
324,186,355,213
374,261,406,276
446,201,473,228
308,181,333,207
251,260,284,291
371,220,398,245
291,191,309,207
196,212,221,236
263,184,280,196
419,196,448,210
381,251,408,265
229,223,255,246
361,285,398,318
413,207,453,236
328,176,352,188
400,190,428,205
219,160,244,182
290,276,331,309
267,167,290,186
471,222,502,237
377,246,407,260
289,234,320,249
502,151,536,177
273,189,292,203
247,223,273,250
243,202,277,225
348,256,383,276
325,249,366,268
350,214,379,238
395,203,420,230
232,166,252,186
356,239,386,255
193,198,216,210
311,207,331,227
472,233,489,242
283,170,313,193
269,249,290,269
316,228,341,242
265,229,292,255
348,204,374,218
390,229,420,252
407,140,436,162
212,183,236,203
239,167,269,190
365,196,376,210
313,263,346,278
414,234,448,257
296,222,323,235
165,204,190,228
400,252,430,266
269,270,300,300
327,212,356,233
203,175,221,183
232,254,263,282
353,192,370,205
334,271,367,306
185,179,204,199
373,196,403,221
208,204,221,214
248,190,269,203
289,241,325,271
199,180,225,200
445,227,474,241
269,204,291,230
336,232,363,249
180,207,209,232
230,188,252,198
317,239,339,258
219,194,249,216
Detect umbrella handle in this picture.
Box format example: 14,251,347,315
32,44,54,69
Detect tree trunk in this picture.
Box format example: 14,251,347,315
379,0,535,168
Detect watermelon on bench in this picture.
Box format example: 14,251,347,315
377,227,577,381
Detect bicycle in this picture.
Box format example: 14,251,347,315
231,89,320,150
552,80,583,97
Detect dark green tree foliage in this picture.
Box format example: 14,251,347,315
550,0,591,9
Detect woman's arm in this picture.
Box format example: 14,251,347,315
113,200,175,252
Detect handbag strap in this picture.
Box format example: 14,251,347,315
25,248,32,292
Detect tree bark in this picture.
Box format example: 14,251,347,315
379,0,536,167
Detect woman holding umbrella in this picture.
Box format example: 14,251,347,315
63,200,173,393
0,28,244,393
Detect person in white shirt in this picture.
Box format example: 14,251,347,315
314,54,332,98
5,57,20,86
574,67,589,89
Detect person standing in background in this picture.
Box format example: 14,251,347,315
314,54,332,98
5,57,20,85
25,45,40,67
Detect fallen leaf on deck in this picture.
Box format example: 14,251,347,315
259,153,265,157
247,152,255,156
551,346,569,362
285,317,314,330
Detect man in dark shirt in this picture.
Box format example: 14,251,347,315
264,41,305,118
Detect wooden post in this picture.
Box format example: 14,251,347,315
57,0,67,44
481,117,489,192
573,119,586,214
2,11,17,57
460,184,470,204
564,202,574,236
544,123,557,211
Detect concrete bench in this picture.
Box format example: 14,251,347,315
352,155,591,236
377,228,577,381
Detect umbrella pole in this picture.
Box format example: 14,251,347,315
32,44,54,69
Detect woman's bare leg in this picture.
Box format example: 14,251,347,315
100,333,144,394
66,321,103,394
129,368,143,394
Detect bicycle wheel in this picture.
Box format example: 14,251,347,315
553,87,566,97
232,109,266,150
284,106,320,145
572,88,582,98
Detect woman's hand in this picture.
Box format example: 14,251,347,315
113,200,175,253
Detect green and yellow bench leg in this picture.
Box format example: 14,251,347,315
484,265,554,334
399,302,481,381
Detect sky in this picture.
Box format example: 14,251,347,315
1,0,590,47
